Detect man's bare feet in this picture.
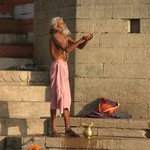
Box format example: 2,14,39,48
65,128,80,137
50,131,61,137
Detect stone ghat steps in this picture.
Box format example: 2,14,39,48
5,136,150,150
0,118,150,138
0,70,49,85
0,102,50,118
0,85,50,101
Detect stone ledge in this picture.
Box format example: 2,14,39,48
6,136,150,150
0,70,50,85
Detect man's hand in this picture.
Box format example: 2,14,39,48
85,33,93,41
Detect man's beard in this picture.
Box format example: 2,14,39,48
61,26,71,35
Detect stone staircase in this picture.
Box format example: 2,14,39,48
3,117,150,150
0,70,50,150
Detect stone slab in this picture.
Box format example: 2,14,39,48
0,118,48,136
100,33,150,48
0,101,50,118
0,70,49,86
5,136,150,150
0,85,50,101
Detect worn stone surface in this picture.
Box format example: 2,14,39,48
0,71,49,85
0,101,50,118
0,85,50,101
5,136,150,150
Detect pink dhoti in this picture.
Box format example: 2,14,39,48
50,60,71,115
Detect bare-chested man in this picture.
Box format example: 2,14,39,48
49,17,93,137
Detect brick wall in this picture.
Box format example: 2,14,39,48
34,0,150,118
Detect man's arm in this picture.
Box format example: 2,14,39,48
52,34,85,53
68,33,93,50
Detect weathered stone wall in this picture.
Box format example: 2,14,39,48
34,0,150,118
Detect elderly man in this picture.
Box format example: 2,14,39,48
49,17,93,137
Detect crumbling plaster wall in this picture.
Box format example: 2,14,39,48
34,0,150,118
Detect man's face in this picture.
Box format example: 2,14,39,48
57,19,65,31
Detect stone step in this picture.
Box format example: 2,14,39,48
0,70,49,85
0,118,48,136
50,117,150,138
0,33,31,44
0,44,33,58
1,117,150,138
0,58,33,70
0,85,50,101
5,136,150,150
0,101,50,118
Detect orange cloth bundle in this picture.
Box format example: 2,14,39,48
28,144,41,150
98,96,120,114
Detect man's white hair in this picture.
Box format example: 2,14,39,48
49,17,71,35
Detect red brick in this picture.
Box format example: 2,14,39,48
0,45,33,58
0,5,14,14
0,19,21,33
21,18,33,32
0,18,33,33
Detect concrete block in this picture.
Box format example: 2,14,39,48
100,33,150,48
141,19,150,33
104,64,150,79
124,47,150,64
95,19,128,33
76,6,112,19
75,78,150,97
75,63,104,78
83,0,150,5
118,102,148,118
75,48,124,64
112,5,150,19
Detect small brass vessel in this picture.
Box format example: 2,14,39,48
82,122,93,139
